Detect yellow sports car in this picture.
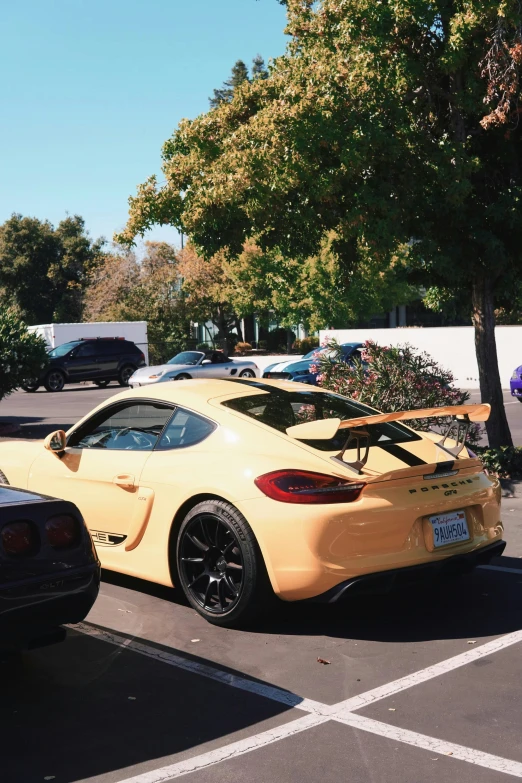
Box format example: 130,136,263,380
0,379,504,626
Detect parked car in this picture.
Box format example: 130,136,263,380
0,482,100,653
510,366,522,402
0,379,503,628
262,342,364,384
22,337,146,393
128,350,259,388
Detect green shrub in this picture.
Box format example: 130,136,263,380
258,339,267,350
0,307,49,401
475,446,522,478
316,339,482,446
293,336,320,353
196,342,211,351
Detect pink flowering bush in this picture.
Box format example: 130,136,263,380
317,340,482,446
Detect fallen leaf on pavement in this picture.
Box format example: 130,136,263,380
317,657,331,665
388,708,396,711
467,640,476,644
191,639,200,643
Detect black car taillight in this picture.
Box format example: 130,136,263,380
2,521,37,555
254,470,366,504
45,514,80,548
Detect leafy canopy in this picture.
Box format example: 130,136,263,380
117,0,522,299
0,214,103,325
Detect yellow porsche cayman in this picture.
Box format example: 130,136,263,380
0,379,504,626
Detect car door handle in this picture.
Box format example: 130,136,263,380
112,474,136,489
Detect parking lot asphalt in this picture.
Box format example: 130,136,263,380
4,558,522,783
1,383,522,783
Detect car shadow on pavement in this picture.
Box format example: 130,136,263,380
255,566,522,644
1,628,296,783
103,565,522,645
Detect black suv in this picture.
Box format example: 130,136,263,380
23,338,146,393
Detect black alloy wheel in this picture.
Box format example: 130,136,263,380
44,370,65,392
176,500,269,626
239,369,256,378
95,379,110,388
118,365,136,386
175,373,191,380
21,380,39,392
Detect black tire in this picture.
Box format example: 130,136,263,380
95,380,110,388
0,469,9,485
21,381,39,392
118,365,136,387
239,369,256,378
174,373,191,380
176,499,271,627
43,370,65,392
518,398,522,404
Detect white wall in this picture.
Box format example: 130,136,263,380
319,326,520,389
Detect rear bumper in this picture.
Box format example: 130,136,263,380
313,539,506,603
0,562,100,651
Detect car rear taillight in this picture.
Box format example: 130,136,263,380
254,470,365,504
45,514,80,548
2,521,37,555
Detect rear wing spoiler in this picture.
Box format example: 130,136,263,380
286,404,490,475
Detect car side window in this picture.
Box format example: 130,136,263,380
97,341,119,355
156,408,216,450
68,402,174,451
75,343,98,358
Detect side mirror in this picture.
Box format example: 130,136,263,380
44,430,67,453
202,359,212,364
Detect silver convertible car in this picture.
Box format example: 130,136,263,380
128,351,259,388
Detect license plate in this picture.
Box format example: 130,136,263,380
430,510,470,548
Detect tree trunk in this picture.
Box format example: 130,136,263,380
471,274,512,448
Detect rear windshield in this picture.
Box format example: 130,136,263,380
221,386,420,450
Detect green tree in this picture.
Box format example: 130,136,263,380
0,307,48,401
209,59,250,108
117,0,522,447
251,54,268,80
0,214,103,325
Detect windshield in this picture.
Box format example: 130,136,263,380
221,386,420,451
48,341,80,358
167,351,204,366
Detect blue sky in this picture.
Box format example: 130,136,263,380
0,0,288,249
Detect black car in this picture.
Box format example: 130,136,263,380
0,485,100,653
23,337,147,392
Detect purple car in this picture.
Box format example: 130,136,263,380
510,366,522,402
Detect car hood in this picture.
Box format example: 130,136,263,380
131,363,195,378
265,358,313,374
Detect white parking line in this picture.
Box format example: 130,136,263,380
331,628,522,715
478,564,522,575
74,623,522,782
113,713,329,783
73,624,327,715
336,713,522,778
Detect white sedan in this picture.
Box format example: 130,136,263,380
128,350,259,387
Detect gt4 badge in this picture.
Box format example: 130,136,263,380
90,530,127,547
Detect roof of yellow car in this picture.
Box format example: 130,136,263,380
109,377,315,406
